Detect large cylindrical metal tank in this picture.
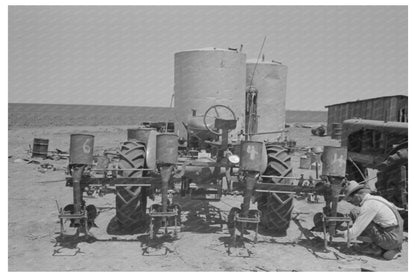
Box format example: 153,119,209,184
246,60,288,142
174,48,246,141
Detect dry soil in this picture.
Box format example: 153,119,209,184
8,125,408,271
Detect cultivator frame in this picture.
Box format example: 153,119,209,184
59,104,350,256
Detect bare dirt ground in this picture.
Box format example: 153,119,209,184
8,125,408,271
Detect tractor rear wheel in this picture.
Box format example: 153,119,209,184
257,144,294,234
376,148,408,230
113,140,149,234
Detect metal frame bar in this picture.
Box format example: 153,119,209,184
260,175,322,182
255,189,296,194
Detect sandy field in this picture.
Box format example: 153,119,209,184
8,125,408,271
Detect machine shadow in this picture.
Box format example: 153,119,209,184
53,232,97,256
172,196,224,233
291,216,371,260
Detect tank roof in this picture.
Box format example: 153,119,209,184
246,59,286,66
175,47,242,54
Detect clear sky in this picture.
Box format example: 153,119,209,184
8,5,407,111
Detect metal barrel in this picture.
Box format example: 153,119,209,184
32,138,49,158
299,155,311,169
127,127,156,142
69,134,94,165
331,123,342,140
156,133,178,165
321,146,347,177
240,141,263,172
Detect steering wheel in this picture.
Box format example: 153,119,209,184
203,104,237,135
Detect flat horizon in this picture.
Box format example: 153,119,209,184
8,102,328,112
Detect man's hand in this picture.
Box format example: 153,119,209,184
334,229,345,238
337,224,349,231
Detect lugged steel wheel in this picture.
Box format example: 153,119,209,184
114,140,148,233
257,144,294,234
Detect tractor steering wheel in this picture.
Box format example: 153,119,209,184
203,104,237,135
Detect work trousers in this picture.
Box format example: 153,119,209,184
350,208,402,251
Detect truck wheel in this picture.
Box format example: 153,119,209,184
114,140,148,234
376,148,408,230
346,160,365,182
257,144,294,234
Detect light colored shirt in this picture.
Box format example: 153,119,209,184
342,194,398,240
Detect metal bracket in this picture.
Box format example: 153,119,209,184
148,208,179,240
322,215,352,251
57,209,90,237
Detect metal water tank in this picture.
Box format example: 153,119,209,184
174,48,246,140
246,60,288,142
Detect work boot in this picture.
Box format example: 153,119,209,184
383,249,401,260
358,244,383,257
357,236,373,243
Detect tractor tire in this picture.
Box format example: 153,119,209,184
256,144,294,234
376,148,408,230
114,140,149,234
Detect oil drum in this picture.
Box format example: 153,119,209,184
240,141,263,172
32,138,49,158
69,134,94,165
321,146,347,177
331,123,342,140
299,155,311,169
156,133,178,165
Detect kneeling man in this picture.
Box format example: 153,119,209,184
338,181,404,260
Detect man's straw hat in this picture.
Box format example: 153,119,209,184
343,181,366,200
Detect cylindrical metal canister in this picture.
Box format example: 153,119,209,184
156,133,178,165
174,48,246,140
32,138,49,158
240,141,263,172
331,123,342,140
321,146,347,177
127,127,157,170
246,60,288,142
69,134,94,165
